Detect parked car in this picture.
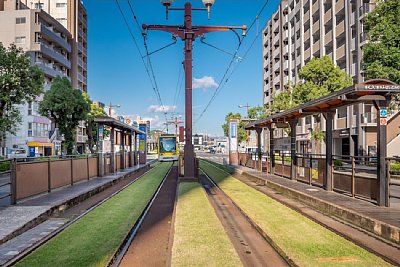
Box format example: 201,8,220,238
209,147,216,154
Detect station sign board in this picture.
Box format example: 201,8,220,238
229,120,238,152
380,108,387,118
98,127,104,141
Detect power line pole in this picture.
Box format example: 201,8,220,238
143,2,246,178
165,116,184,136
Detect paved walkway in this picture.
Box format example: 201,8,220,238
0,160,155,245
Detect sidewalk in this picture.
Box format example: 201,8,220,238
0,160,155,245
229,164,400,245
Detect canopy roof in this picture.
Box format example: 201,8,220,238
246,79,400,130
95,117,145,134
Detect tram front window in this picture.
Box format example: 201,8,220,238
160,138,176,153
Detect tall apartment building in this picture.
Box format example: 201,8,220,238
18,0,88,152
0,0,72,156
262,0,400,157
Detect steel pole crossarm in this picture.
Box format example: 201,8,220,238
143,24,247,39
143,24,184,38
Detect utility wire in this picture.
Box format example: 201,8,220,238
116,0,168,121
194,0,271,124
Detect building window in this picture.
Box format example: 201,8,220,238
56,3,67,8
16,17,26,24
34,3,44,9
337,107,347,118
15,36,26,44
28,102,32,116
28,123,33,137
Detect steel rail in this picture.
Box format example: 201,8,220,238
108,163,174,267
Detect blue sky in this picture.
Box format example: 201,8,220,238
86,0,280,136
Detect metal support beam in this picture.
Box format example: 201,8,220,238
121,130,126,170
290,119,298,180
268,125,275,175
110,127,115,173
324,112,333,191
376,99,389,207
134,132,138,165
256,128,262,172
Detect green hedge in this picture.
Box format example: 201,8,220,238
0,161,11,173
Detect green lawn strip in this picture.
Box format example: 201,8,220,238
200,160,392,267
171,182,242,267
16,162,172,267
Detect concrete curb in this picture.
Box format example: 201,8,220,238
0,163,153,246
235,168,400,245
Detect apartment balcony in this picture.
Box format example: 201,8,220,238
304,29,310,41
312,20,320,35
336,20,345,36
273,33,280,46
311,1,319,16
336,117,347,129
304,48,311,60
304,9,310,23
350,12,355,25
40,24,71,53
36,43,71,69
324,30,332,45
295,37,301,48
336,44,346,59
359,3,371,18
273,48,280,59
324,9,332,24
312,39,320,53
336,0,345,13
351,38,356,51
273,75,281,86
360,32,369,45
351,63,356,76
283,45,289,55
35,61,69,79
283,61,289,70
361,112,377,124
273,62,280,72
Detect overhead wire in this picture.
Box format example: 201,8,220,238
115,0,168,122
194,0,271,124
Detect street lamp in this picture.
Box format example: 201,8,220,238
238,103,250,119
107,102,121,117
202,0,215,19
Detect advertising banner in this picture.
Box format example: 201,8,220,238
139,124,147,164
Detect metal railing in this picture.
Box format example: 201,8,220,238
332,155,378,199
387,157,400,203
0,158,15,205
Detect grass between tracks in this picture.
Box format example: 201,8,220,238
200,160,392,267
171,182,242,267
15,162,172,267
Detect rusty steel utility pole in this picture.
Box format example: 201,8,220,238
143,2,246,178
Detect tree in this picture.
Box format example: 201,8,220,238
294,56,353,104
0,43,44,141
248,106,267,119
222,112,247,144
363,0,400,84
39,77,90,154
83,93,107,153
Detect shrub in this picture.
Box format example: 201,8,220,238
334,160,343,167
0,161,11,172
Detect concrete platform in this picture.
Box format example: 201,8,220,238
0,160,155,245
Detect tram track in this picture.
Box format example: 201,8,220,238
108,163,176,267
199,168,291,267
5,162,168,267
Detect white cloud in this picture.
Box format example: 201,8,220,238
147,105,176,113
193,76,218,90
